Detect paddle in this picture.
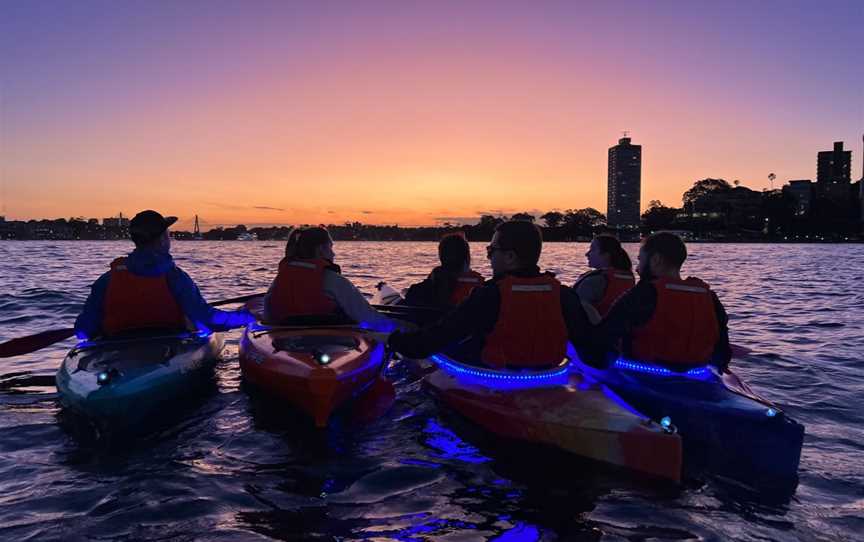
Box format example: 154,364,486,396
0,291,268,358
0,328,78,359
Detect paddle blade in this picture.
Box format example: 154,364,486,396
0,328,76,358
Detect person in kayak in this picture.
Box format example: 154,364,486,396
74,210,255,340
574,234,635,323
401,232,484,310
263,226,400,331
588,232,731,371
387,220,590,368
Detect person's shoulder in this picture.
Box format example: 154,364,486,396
323,269,362,293
579,272,606,286
629,279,657,299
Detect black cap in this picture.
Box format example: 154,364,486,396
129,210,178,244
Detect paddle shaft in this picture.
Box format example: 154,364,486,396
0,291,267,358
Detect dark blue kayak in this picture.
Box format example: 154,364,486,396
574,356,804,487
56,331,223,427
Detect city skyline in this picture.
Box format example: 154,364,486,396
1,1,862,228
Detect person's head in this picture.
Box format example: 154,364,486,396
637,232,687,279
293,227,335,261
284,228,302,258
487,220,542,274
586,234,632,272
438,232,471,273
129,210,177,252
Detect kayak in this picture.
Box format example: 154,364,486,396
573,356,805,485
55,330,224,426
239,323,389,427
424,352,683,482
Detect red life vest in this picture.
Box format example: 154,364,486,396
449,270,484,306
481,274,569,368
630,277,720,365
596,269,635,316
266,258,339,322
102,257,187,335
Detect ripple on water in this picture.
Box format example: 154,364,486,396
0,241,863,540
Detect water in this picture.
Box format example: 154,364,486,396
1,241,862,541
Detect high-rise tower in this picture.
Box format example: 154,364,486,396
607,135,642,229
817,141,852,201
860,135,864,233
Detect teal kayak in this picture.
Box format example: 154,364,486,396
55,331,224,427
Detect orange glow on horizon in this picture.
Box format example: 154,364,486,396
2,3,860,228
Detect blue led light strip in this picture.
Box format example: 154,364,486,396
613,358,711,378
430,354,569,381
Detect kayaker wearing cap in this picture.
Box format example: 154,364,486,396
574,234,635,323
588,232,731,371
401,232,484,310
387,220,590,368
264,226,401,332
74,210,255,340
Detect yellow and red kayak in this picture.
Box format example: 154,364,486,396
424,354,683,482
239,323,390,427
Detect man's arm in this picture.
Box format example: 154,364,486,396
388,286,498,359
74,272,111,340
711,292,732,371
402,277,436,308
167,268,254,331
590,282,657,357
574,273,606,307
560,286,592,347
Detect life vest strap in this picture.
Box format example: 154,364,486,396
511,284,553,292
665,283,708,293
287,261,317,270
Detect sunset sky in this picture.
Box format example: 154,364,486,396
1,1,861,228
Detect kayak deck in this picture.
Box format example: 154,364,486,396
575,356,805,485
239,324,388,427
56,331,223,425
424,356,683,482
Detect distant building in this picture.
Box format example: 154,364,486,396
860,135,864,233
785,180,814,215
102,216,130,228
817,142,851,200
607,136,642,229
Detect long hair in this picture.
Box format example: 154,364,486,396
284,228,302,258
593,234,632,272
432,232,472,305
286,227,331,260
438,232,470,273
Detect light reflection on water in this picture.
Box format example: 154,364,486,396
1,240,863,541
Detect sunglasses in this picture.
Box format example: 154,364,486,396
486,244,513,257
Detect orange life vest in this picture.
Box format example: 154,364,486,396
596,269,636,316
266,258,339,322
449,270,484,306
481,274,569,368
629,277,720,365
102,257,187,335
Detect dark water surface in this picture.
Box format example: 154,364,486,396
1,241,862,541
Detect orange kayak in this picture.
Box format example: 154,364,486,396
425,355,683,482
239,324,389,427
